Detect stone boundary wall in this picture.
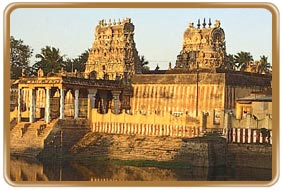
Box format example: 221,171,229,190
227,143,272,169
92,122,200,138
227,128,272,145
70,133,226,167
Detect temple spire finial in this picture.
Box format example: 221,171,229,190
197,19,201,29
203,18,206,28
208,18,212,28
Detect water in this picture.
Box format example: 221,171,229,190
9,156,272,182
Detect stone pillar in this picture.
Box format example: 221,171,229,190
87,89,97,120
29,88,36,123
17,88,22,122
112,91,121,114
74,89,79,119
264,115,269,129
45,87,51,123
246,114,251,128
60,88,65,119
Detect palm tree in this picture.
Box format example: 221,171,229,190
31,46,65,75
140,55,150,72
225,54,236,71
234,51,253,72
64,49,90,72
258,55,272,74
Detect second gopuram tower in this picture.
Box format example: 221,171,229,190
85,18,142,80
174,19,227,72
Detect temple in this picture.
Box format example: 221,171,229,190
10,18,272,157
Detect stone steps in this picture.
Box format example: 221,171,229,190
10,119,59,156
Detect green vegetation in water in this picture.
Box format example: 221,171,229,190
66,157,191,169
182,135,225,142
109,159,191,169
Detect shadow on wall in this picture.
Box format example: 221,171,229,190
38,119,91,159
174,136,227,167
69,132,227,169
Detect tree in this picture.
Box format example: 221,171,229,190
140,55,150,72
31,46,65,76
234,51,253,71
258,55,272,74
10,36,33,79
64,49,90,72
225,54,236,71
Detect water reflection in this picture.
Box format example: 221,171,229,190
10,156,271,181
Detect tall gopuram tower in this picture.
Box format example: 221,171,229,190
175,19,226,71
85,18,142,80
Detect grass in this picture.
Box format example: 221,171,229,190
109,159,191,169
69,156,192,169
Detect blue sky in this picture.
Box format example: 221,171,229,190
10,8,272,69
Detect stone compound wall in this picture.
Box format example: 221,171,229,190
92,122,200,138
130,72,270,129
68,132,271,169
70,133,226,167
38,119,271,170
91,109,201,138
226,128,272,145
131,73,226,121
227,143,272,169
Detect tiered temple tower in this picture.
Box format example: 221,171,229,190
175,19,226,71
85,18,142,80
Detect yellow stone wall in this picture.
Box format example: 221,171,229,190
91,109,197,127
129,72,268,129
130,83,225,117
90,109,201,137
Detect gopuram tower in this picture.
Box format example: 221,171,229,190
174,19,226,72
85,18,142,80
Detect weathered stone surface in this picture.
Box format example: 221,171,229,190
10,119,59,157
69,133,226,167
130,72,271,125
85,18,141,80
226,143,272,169
40,119,91,157
175,19,226,71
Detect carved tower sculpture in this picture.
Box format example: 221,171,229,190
175,19,226,71
85,18,142,80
